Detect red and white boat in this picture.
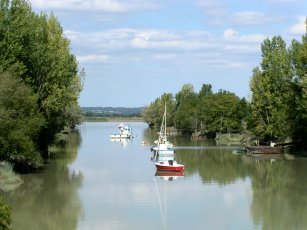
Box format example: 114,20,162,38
155,159,185,172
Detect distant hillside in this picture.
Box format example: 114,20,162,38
82,107,144,117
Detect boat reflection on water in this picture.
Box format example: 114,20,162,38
110,138,131,149
155,170,185,181
154,170,185,229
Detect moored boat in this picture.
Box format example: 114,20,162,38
110,123,132,139
152,104,185,172
246,145,283,154
155,160,185,172
151,104,175,159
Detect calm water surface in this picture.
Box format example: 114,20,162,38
4,122,307,230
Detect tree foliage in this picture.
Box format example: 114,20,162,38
0,196,11,230
0,0,83,167
0,72,44,168
250,36,293,140
143,93,175,128
144,83,248,135
289,33,307,142
250,33,307,143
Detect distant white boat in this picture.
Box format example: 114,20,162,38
110,123,132,139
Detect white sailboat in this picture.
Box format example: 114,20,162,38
151,104,174,156
153,104,185,172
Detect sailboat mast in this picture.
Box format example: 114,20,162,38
164,103,167,142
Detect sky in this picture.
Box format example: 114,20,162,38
30,0,306,107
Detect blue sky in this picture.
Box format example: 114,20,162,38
30,0,306,107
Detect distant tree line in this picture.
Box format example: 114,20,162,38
82,107,143,118
144,29,306,144
143,84,250,136
0,0,83,169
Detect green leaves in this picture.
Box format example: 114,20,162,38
250,34,307,142
144,83,247,135
251,37,290,139
0,196,11,230
288,34,307,141
0,0,83,167
0,72,44,168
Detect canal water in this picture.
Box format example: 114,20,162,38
4,122,307,230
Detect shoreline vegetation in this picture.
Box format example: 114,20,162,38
0,1,83,227
0,0,83,170
143,29,307,151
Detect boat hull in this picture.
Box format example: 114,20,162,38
155,162,185,172
246,146,283,154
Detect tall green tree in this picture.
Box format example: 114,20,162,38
250,36,293,140
289,32,307,143
143,93,175,128
174,84,198,133
175,83,194,108
209,90,241,134
197,84,214,134
0,0,83,156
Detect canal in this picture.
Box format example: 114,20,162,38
4,122,307,230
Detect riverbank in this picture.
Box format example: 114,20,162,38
0,162,23,192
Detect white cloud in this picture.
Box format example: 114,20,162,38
232,11,280,25
65,27,264,72
223,29,265,43
288,16,306,35
197,0,226,16
31,0,157,12
77,55,110,63
223,29,239,40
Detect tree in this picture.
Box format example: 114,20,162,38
175,83,195,108
143,93,175,128
0,71,44,169
0,0,84,155
197,84,214,134
0,196,11,230
289,32,307,143
250,36,293,140
175,86,198,134
209,90,241,134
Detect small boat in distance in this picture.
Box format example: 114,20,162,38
110,123,132,139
